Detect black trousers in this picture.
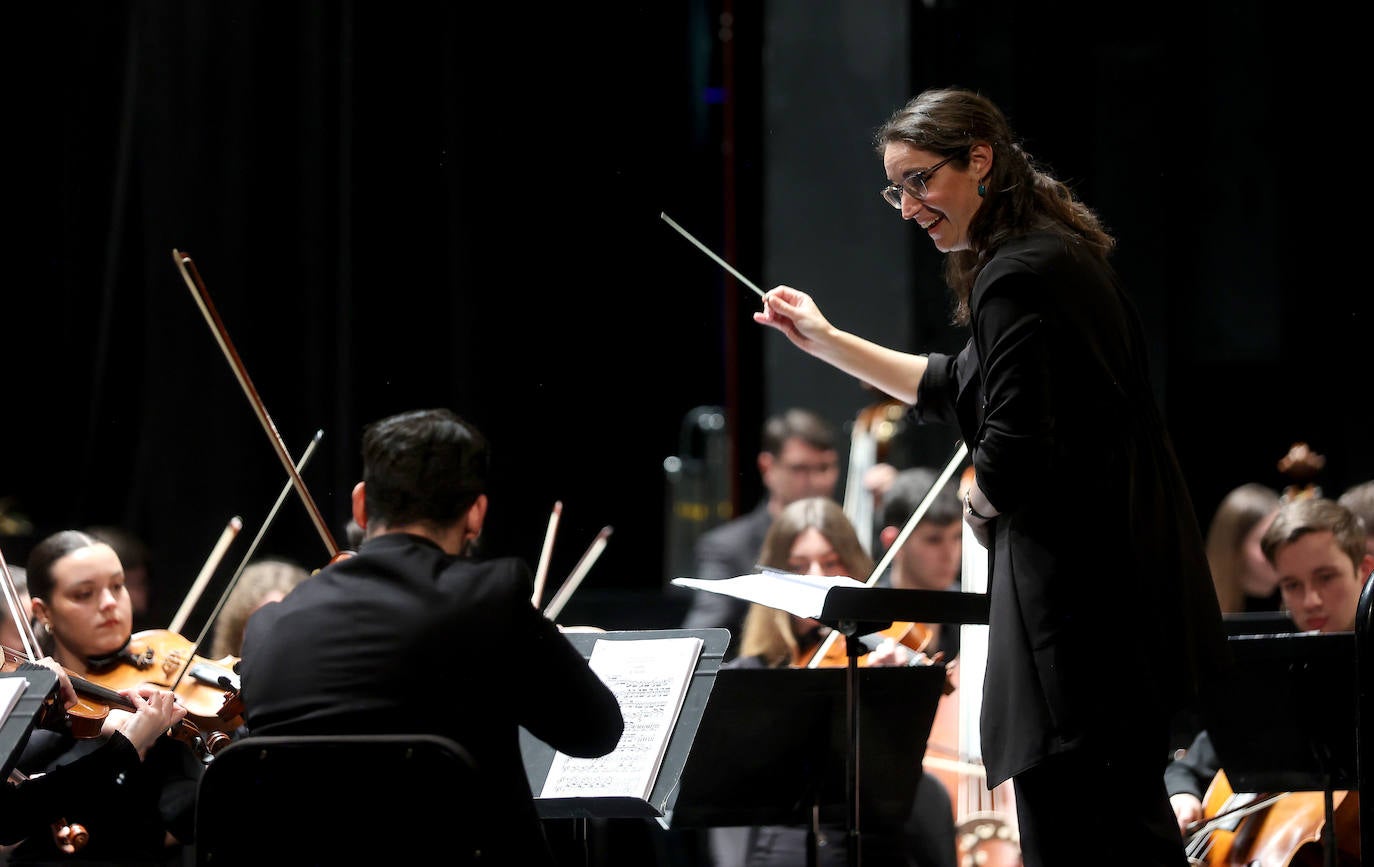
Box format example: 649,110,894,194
1011,745,1188,867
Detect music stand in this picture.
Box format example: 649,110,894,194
1,668,59,781
814,587,990,866
524,628,727,827
664,664,945,866
1202,632,1357,867
1222,610,1298,636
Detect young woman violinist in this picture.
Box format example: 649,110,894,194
10,530,204,864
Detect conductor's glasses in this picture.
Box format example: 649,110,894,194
881,154,958,208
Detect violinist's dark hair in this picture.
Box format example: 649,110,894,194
25,530,102,603
874,87,1115,325
762,408,837,457
880,466,962,530
361,408,490,531
1259,497,1368,570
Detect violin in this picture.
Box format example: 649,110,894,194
0,648,107,739
0,644,220,760
77,629,243,738
1185,769,1361,866
793,619,935,668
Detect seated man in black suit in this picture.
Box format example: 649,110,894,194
239,408,624,866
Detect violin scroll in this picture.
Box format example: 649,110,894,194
53,820,89,854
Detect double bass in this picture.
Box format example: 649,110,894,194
924,465,1021,867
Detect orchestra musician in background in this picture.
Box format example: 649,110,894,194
751,86,1227,866
1166,496,1371,838
1202,483,1282,614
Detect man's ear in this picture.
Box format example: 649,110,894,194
466,494,489,539
351,482,367,530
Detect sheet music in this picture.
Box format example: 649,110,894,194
540,636,703,800
0,676,28,727
671,572,868,619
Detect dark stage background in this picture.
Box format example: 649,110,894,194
3,2,1368,637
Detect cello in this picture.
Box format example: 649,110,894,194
1183,769,1360,866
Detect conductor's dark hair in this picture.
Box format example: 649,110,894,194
362,409,490,529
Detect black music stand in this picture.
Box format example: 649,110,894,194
1,668,60,780
524,628,727,829
1201,632,1357,867
1222,610,1298,636
664,665,945,867
813,587,990,866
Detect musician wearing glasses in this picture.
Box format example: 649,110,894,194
752,87,1227,867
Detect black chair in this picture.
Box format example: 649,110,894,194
193,733,482,866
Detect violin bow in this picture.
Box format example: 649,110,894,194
543,526,612,623
171,249,339,559
169,430,323,694
531,500,562,608
805,440,969,669
0,547,42,661
168,516,243,635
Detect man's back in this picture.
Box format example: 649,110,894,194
240,532,624,863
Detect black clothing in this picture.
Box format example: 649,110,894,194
239,532,624,867
1162,729,1220,802
1012,742,1187,867
914,231,1227,867
680,501,774,659
7,729,200,864
914,231,1227,787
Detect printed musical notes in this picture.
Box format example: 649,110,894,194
539,636,703,801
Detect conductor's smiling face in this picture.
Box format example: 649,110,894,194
882,142,987,254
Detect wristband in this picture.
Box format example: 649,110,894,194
965,490,991,521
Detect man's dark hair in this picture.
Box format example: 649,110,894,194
761,408,837,456
362,409,490,529
881,467,962,529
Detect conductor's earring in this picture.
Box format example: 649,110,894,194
977,181,986,197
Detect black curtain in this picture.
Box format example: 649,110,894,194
5,1,746,631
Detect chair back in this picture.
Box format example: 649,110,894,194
194,733,482,865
